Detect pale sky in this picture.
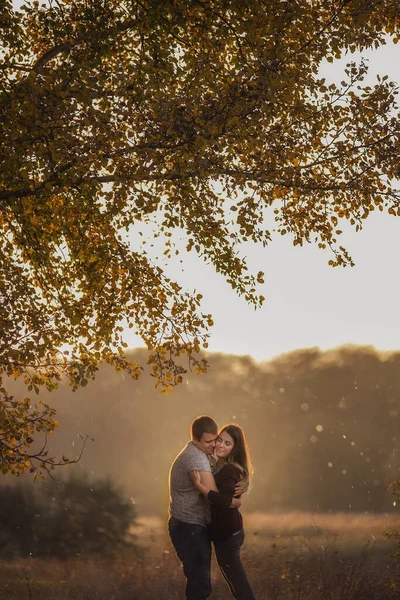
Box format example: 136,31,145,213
10,2,400,361
125,207,400,361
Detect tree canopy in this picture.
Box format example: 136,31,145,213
1,0,399,475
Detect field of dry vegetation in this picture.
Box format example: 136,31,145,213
1,512,400,600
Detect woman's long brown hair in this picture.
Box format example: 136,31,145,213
218,424,253,486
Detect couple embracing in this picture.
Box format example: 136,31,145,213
168,415,256,600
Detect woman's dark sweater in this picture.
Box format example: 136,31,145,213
207,463,243,542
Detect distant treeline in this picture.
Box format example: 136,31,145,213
0,475,136,559
4,345,400,516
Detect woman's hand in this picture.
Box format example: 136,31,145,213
190,470,202,489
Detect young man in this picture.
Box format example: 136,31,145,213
168,415,241,600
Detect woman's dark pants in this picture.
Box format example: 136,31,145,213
214,529,256,600
168,516,212,600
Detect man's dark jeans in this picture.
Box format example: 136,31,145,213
168,516,212,600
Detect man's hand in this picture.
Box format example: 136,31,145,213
230,497,242,509
234,478,249,497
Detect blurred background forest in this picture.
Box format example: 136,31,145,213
3,344,400,516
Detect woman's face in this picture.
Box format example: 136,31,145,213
215,430,235,459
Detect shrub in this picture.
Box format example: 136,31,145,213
0,474,136,559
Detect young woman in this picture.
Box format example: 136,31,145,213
190,424,256,600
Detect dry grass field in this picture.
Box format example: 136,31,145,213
1,511,400,600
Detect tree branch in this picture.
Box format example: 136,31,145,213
32,41,74,72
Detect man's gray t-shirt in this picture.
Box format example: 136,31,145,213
169,442,212,527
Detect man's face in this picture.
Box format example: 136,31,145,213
195,432,218,456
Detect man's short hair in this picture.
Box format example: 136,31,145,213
191,415,218,441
